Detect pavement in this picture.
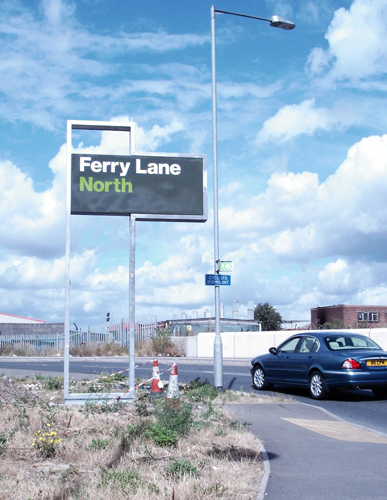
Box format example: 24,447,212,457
226,401,387,500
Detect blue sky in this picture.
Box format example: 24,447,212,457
2,0,387,328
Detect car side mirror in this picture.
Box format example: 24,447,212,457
269,347,277,355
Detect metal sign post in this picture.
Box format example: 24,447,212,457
64,119,207,403
64,121,136,403
128,214,136,398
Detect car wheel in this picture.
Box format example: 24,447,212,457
309,371,328,400
252,365,269,390
372,387,387,398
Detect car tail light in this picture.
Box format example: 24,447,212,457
342,358,361,369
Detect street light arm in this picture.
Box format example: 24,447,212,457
214,8,296,30
214,9,271,23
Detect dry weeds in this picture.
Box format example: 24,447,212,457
0,376,266,500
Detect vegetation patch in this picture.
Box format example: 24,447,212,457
165,457,200,480
0,374,265,499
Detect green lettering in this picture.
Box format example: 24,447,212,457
79,176,132,194
105,181,113,192
121,179,133,193
80,176,93,191
94,180,104,192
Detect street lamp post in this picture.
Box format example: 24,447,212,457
211,6,295,390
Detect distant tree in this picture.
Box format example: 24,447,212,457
321,319,346,330
254,302,283,331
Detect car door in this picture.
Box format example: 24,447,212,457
265,336,301,383
286,336,319,385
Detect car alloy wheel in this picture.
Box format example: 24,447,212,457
253,365,268,390
309,371,327,400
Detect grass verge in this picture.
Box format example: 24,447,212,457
0,375,267,499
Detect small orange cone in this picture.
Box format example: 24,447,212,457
166,363,180,407
150,359,163,396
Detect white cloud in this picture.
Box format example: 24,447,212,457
0,1,209,129
318,258,351,293
219,181,244,198
254,99,352,146
221,134,387,266
136,120,185,151
306,47,332,76
0,255,64,289
73,116,185,155
42,0,73,26
3,120,387,326
134,234,213,311
0,114,213,323
264,0,294,20
218,81,282,101
357,286,387,305
0,148,65,258
307,0,387,82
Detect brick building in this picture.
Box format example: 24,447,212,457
311,305,387,329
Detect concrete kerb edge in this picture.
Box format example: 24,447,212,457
256,440,271,500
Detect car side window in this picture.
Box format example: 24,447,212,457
326,339,341,350
278,337,300,353
299,337,319,353
352,337,368,348
325,335,380,350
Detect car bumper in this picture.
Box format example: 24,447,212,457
325,370,387,390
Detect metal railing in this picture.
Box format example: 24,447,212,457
0,333,65,351
108,320,157,345
0,318,157,351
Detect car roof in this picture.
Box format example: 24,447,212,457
287,331,369,340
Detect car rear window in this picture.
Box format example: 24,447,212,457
324,335,382,350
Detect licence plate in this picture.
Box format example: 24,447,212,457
366,359,387,367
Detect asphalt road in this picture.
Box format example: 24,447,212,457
1,356,387,434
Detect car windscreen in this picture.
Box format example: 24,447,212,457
324,335,382,351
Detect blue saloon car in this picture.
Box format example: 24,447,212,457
251,331,387,399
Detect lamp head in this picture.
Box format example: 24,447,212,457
270,15,296,30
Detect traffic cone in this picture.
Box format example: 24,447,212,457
149,359,163,396
166,363,180,407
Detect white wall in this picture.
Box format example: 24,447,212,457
172,329,387,358
195,331,290,358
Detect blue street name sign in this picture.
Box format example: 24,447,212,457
205,274,231,286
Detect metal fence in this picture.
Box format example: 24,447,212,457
108,320,157,345
0,333,65,351
0,319,157,351
70,330,109,347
